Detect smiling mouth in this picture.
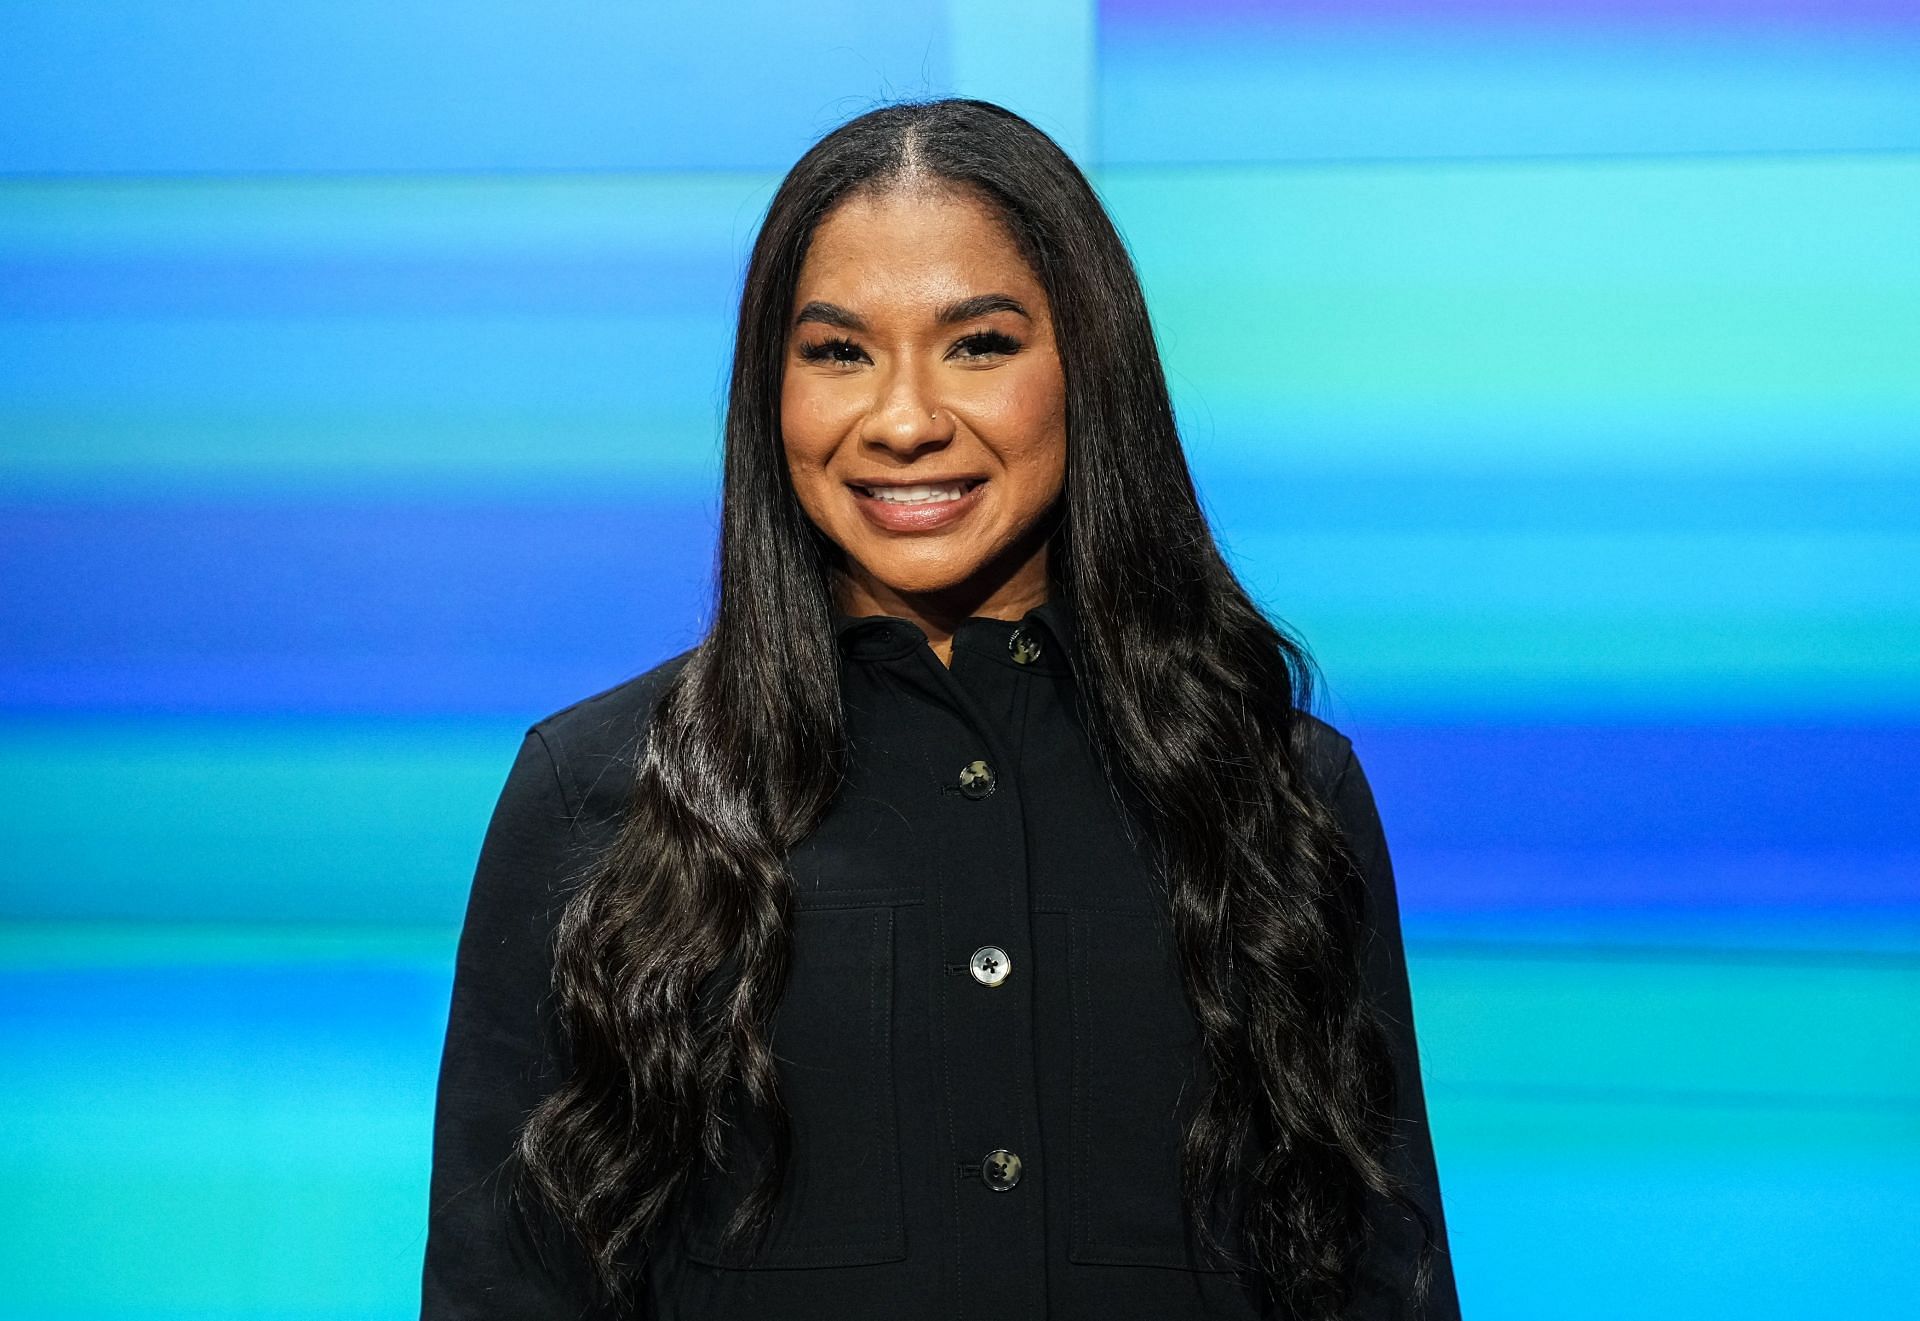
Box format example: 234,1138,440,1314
850,478,986,505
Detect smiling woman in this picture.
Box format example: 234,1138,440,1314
422,98,1458,1321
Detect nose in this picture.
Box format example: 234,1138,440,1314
861,363,954,457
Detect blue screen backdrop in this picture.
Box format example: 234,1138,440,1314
3,2,1917,1317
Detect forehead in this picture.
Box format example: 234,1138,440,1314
794,186,1042,309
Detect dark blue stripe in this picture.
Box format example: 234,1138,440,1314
0,499,717,717
1351,722,1920,852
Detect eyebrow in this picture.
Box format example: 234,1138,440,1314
791,293,1032,333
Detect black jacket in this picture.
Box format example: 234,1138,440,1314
421,596,1459,1319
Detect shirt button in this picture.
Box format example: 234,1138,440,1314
957,759,996,799
969,945,1011,987
1008,626,1043,665
982,1149,1022,1192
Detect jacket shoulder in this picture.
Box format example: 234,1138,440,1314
527,644,699,795
1290,707,1357,799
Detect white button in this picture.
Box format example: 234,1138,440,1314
958,759,996,799
983,1148,1022,1191
969,945,1011,987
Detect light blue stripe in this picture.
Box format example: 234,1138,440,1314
1100,25,1920,163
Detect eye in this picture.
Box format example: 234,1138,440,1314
798,335,869,367
951,330,1021,361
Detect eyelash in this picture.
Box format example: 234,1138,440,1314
797,330,1022,365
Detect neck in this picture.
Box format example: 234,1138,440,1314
835,553,1050,668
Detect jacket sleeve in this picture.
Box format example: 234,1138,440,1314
1327,741,1463,1321
420,727,609,1320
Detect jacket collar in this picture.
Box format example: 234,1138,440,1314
833,592,1080,676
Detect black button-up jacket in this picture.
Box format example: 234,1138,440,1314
422,596,1459,1319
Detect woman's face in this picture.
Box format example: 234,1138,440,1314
780,185,1067,617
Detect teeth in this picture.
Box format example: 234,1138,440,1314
864,482,972,504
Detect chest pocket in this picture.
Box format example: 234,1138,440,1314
1068,908,1245,1273
679,906,906,1268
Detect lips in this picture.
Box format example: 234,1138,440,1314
848,477,988,533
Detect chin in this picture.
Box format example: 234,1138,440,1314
850,549,988,599
865,567,983,598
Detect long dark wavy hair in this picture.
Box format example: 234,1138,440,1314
513,97,1436,1320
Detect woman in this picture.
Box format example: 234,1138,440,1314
422,98,1458,1321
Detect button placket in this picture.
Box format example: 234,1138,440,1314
911,643,1045,1314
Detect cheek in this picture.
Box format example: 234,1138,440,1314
971,363,1067,478
779,379,817,452
779,379,844,483
782,370,866,438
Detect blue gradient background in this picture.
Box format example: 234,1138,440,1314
3,2,1917,1317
